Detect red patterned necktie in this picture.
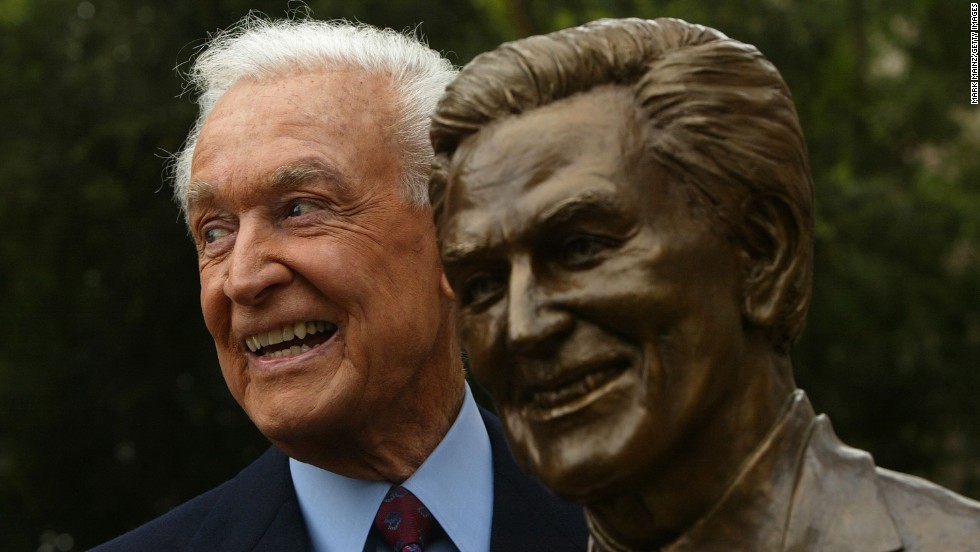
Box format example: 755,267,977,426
373,485,439,552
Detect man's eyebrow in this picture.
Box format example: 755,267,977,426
185,179,217,212
269,160,347,195
185,160,347,213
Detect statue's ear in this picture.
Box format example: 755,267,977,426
739,195,804,330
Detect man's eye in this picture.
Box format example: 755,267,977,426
560,234,614,267
461,273,505,308
203,227,231,244
287,199,319,217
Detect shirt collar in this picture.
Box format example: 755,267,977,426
289,383,493,552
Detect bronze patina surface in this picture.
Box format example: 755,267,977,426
430,17,980,551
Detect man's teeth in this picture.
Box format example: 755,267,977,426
245,321,335,353
265,344,311,358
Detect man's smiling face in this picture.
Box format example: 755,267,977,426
187,69,458,470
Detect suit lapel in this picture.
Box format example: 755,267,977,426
187,447,312,552
180,412,583,552
481,407,588,551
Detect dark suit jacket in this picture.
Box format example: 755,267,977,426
92,407,587,551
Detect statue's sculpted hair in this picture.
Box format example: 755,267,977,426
430,17,814,349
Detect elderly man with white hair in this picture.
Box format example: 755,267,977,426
94,15,586,552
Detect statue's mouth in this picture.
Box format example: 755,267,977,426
520,355,633,421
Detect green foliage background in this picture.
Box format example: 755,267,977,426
1,0,977,549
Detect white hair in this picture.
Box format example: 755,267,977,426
171,15,457,216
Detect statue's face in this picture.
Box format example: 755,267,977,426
439,87,748,501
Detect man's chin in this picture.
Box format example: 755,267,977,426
261,427,335,466
246,405,328,445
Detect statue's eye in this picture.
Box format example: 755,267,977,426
461,272,505,308
560,234,614,268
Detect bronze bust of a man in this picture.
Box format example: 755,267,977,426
429,17,980,551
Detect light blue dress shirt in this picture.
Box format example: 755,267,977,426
289,384,494,552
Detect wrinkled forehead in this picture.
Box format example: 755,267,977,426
188,68,397,172
185,71,401,214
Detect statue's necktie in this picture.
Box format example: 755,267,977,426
373,485,440,552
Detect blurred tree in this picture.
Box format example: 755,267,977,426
0,0,976,550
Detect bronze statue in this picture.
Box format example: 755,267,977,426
429,17,980,551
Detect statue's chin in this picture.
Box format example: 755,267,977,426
507,430,636,504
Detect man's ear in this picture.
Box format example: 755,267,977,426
739,195,805,330
440,272,456,300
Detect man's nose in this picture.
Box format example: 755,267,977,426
506,259,572,354
222,222,292,305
